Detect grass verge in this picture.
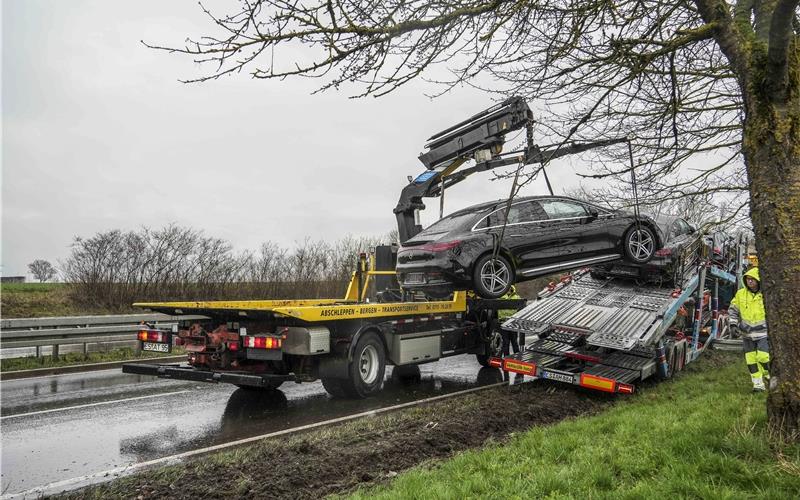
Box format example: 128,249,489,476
0,347,185,372
350,353,800,499
0,282,132,317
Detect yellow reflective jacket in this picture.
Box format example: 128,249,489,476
498,290,523,321
729,267,767,339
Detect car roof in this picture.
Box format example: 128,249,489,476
446,195,599,218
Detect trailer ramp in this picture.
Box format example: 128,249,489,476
495,271,702,393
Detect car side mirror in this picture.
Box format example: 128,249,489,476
588,210,599,220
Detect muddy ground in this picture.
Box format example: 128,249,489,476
63,379,613,499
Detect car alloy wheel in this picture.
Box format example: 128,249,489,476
626,227,656,263
479,257,511,296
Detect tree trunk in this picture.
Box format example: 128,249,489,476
742,85,800,441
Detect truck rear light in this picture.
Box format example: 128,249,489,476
243,335,282,349
654,248,672,256
617,382,635,394
138,330,169,343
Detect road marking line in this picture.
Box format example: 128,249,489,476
0,390,191,420
5,382,508,499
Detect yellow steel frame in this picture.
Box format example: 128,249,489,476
134,267,468,322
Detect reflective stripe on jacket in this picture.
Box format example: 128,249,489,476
729,273,767,339
498,292,523,321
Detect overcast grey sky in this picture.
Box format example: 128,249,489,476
2,1,587,279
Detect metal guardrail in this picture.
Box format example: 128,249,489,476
0,314,207,358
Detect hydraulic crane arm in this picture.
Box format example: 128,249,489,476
394,97,627,243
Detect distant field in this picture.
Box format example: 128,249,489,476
0,283,125,318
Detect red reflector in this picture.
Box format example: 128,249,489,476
228,342,239,351
488,357,502,368
655,248,672,256
174,337,185,346
579,374,616,393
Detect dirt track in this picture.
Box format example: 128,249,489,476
65,379,613,499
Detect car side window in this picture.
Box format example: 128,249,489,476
670,221,681,239
677,219,693,235
482,202,546,228
538,200,588,219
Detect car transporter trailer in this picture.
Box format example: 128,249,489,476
493,253,742,393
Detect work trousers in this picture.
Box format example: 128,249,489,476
500,328,520,356
743,336,770,380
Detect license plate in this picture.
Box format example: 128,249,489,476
142,342,171,353
541,370,574,384
405,273,426,285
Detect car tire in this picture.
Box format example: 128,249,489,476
472,253,514,299
338,331,386,398
623,225,657,264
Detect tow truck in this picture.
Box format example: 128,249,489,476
123,97,738,397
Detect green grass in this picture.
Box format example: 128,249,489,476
349,355,800,499
0,282,135,317
2,282,82,317
0,347,184,372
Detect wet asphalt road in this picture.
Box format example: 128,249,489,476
0,355,511,496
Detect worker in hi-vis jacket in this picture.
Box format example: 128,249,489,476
728,267,770,392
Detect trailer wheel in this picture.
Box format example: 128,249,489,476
674,342,686,372
476,329,503,367
340,331,386,398
664,344,676,379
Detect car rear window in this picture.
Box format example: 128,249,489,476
417,210,484,236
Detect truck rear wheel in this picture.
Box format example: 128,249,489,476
476,329,503,367
321,378,349,398
341,331,386,398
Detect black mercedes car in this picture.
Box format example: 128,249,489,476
396,196,665,298
589,215,702,284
